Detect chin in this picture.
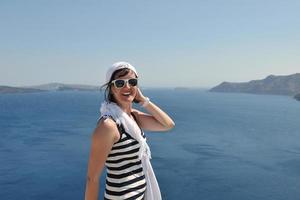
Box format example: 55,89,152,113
119,96,134,103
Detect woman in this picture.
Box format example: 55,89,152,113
84,62,175,200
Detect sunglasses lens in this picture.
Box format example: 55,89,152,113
128,79,138,86
114,80,125,88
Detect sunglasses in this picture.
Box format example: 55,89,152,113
111,78,138,88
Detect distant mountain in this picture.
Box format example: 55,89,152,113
0,83,100,94
25,83,100,91
174,87,190,91
295,93,300,101
210,73,300,96
0,86,46,94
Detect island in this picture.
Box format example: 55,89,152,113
0,86,46,94
294,93,300,101
0,83,100,94
210,73,300,96
25,83,100,91
174,87,190,91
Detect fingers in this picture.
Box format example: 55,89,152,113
135,88,144,102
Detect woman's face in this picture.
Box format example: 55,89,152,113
111,70,138,104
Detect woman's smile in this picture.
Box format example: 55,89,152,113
122,92,131,96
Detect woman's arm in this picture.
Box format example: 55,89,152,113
133,88,175,132
84,119,119,200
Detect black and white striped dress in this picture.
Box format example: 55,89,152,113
100,115,147,200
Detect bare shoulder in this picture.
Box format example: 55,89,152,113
92,117,120,144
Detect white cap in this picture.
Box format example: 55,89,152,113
105,61,138,83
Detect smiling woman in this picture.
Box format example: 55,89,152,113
84,62,175,200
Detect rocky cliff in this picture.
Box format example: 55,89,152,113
210,73,300,96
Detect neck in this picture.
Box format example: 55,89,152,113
117,101,132,115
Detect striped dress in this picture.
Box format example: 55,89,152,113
100,115,147,200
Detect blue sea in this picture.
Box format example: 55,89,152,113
1,89,300,200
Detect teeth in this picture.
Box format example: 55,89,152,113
123,92,130,95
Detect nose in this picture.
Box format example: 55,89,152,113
124,81,131,88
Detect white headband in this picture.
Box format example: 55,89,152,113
105,62,139,83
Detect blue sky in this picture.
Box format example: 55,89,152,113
1,0,299,88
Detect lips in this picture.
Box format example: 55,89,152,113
122,92,131,96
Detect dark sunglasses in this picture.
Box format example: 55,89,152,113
111,78,138,88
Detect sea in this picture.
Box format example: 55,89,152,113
1,89,300,200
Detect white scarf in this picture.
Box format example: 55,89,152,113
100,102,162,200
